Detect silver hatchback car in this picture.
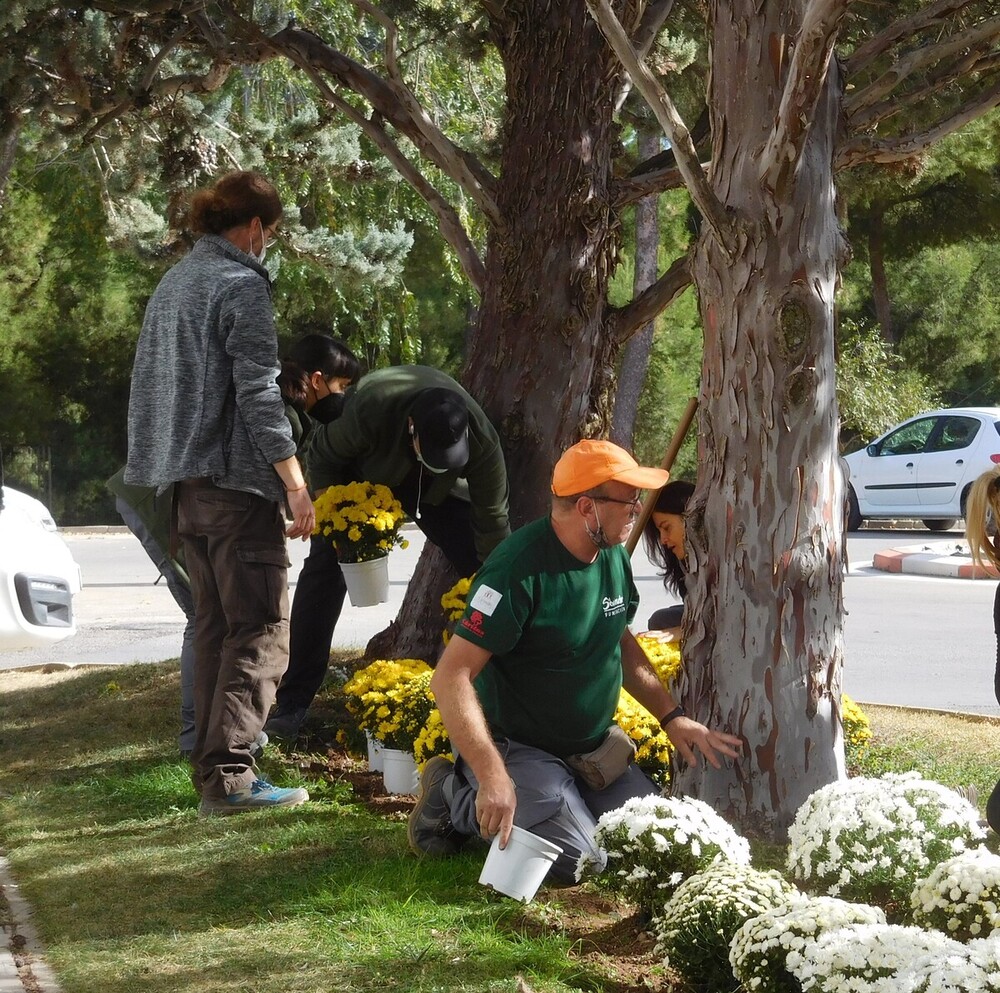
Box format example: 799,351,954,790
844,407,1000,531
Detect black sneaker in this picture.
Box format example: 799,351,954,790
264,705,308,740
407,755,465,856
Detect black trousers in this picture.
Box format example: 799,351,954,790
274,535,347,712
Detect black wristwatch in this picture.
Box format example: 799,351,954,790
660,704,686,726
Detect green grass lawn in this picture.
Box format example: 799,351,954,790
1,662,998,993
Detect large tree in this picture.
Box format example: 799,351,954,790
6,0,1000,835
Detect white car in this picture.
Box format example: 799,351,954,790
0,485,82,649
844,407,1000,531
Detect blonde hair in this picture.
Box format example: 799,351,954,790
965,466,1000,571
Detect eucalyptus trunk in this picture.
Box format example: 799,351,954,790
674,2,849,838
368,0,625,660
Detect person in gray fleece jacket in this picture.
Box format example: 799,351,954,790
125,170,314,817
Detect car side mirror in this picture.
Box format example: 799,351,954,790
866,444,879,457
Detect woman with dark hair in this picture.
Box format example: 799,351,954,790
126,170,313,816
641,479,696,632
266,334,363,740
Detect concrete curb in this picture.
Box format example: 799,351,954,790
871,540,1000,579
0,854,62,993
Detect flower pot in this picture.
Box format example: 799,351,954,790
341,556,390,607
478,825,563,903
381,747,419,795
366,732,384,773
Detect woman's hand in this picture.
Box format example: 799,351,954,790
285,486,315,539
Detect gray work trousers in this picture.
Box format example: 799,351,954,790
176,480,290,799
448,736,659,885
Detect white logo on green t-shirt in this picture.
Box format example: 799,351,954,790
603,594,626,617
470,584,503,616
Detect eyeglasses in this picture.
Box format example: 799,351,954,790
263,224,280,249
591,495,643,515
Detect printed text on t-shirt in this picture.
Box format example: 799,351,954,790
461,610,487,638
603,594,626,618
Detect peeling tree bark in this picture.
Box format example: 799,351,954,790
673,1,850,839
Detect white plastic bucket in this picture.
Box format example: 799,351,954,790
340,556,390,607
381,747,419,795
366,732,384,772
478,825,563,902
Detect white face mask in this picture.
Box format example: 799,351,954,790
252,224,268,264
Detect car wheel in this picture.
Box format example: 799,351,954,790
922,518,958,532
846,486,863,532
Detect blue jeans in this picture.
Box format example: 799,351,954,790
115,497,196,752
447,736,659,885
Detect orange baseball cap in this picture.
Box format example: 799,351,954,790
551,439,669,496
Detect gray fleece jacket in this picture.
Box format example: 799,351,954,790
125,235,295,502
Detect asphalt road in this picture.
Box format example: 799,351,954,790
3,526,998,716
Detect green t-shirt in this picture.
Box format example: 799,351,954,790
455,516,639,757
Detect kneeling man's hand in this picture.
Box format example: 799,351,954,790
475,772,517,848
666,716,742,769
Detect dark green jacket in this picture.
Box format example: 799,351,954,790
305,366,510,563
106,467,188,587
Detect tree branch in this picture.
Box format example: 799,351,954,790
844,0,977,77
615,162,692,206
347,0,402,83
614,0,676,112
760,0,851,195
846,14,1000,119
850,49,1000,133
609,252,692,344
585,0,733,253
836,76,1000,170
269,25,500,227
298,64,485,294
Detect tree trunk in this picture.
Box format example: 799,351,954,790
868,202,896,345
612,128,661,449
675,3,849,840
365,542,457,663
369,0,624,659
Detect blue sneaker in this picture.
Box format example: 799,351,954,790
198,778,309,817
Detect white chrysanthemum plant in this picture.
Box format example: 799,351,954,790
786,922,1000,993
911,847,1000,942
652,858,795,993
786,772,986,909
576,794,751,913
729,895,886,993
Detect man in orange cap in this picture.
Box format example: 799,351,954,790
407,439,742,884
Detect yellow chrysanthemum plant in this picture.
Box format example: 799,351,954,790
842,692,873,755
340,658,452,768
313,481,409,563
440,575,474,645
625,634,687,784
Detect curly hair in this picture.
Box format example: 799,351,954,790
642,479,695,598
